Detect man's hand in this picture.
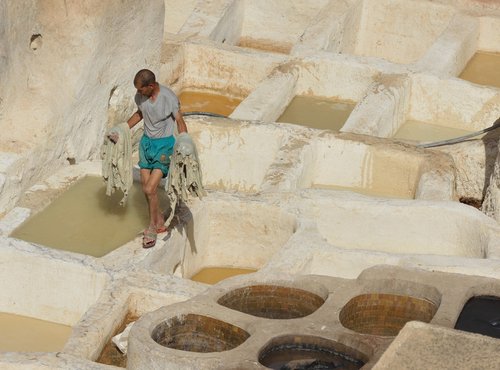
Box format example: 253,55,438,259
107,132,119,144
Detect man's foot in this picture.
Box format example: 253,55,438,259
156,225,168,233
142,228,157,249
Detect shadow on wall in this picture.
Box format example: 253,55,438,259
481,121,500,201
169,200,198,255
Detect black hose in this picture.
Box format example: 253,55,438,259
182,111,228,118
417,117,500,148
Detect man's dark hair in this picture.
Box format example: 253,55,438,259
134,69,156,87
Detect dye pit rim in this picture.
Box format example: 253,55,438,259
339,293,439,337
217,284,327,319
151,313,250,353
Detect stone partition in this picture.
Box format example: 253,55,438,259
1,0,500,368
126,266,500,369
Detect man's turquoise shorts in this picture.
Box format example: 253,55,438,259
138,135,176,177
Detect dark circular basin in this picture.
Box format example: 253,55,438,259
259,335,367,370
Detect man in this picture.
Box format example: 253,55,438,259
119,69,187,248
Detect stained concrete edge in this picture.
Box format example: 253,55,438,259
372,321,500,370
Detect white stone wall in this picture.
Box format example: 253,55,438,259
0,0,165,214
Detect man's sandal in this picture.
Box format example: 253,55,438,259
142,228,157,249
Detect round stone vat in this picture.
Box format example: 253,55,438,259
258,335,367,370
339,293,438,336
217,285,325,319
151,314,249,353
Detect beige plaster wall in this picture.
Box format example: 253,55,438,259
478,16,500,51
164,0,198,35
239,0,330,53
189,119,286,193
355,0,456,64
0,0,165,214
409,74,500,130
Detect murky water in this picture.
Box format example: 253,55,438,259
11,176,168,257
260,347,364,370
459,51,500,88
0,312,72,352
178,91,242,116
190,267,257,285
393,120,474,143
455,295,500,339
278,96,356,131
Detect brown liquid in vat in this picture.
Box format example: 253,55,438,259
11,176,168,257
179,91,242,116
394,120,474,143
278,96,355,131
460,51,500,88
0,312,72,352
190,267,256,285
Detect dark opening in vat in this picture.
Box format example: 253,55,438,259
151,314,249,353
259,335,367,370
217,285,325,319
455,295,500,339
339,293,438,336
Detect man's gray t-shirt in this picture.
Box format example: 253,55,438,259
135,85,179,138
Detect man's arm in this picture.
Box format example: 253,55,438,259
108,109,142,143
127,110,143,129
175,111,188,133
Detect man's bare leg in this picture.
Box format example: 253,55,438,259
140,168,165,230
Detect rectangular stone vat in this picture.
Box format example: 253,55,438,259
302,196,495,258
232,58,376,125
459,51,500,89
0,244,108,328
277,96,356,132
352,0,455,64
188,118,287,193
236,0,330,54
298,136,426,199
344,73,499,140
147,196,297,278
160,42,286,112
10,176,157,258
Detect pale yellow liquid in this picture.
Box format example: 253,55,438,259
190,267,257,285
459,51,500,88
0,312,72,352
311,183,411,199
278,96,356,131
11,176,168,257
179,91,242,116
393,120,474,143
